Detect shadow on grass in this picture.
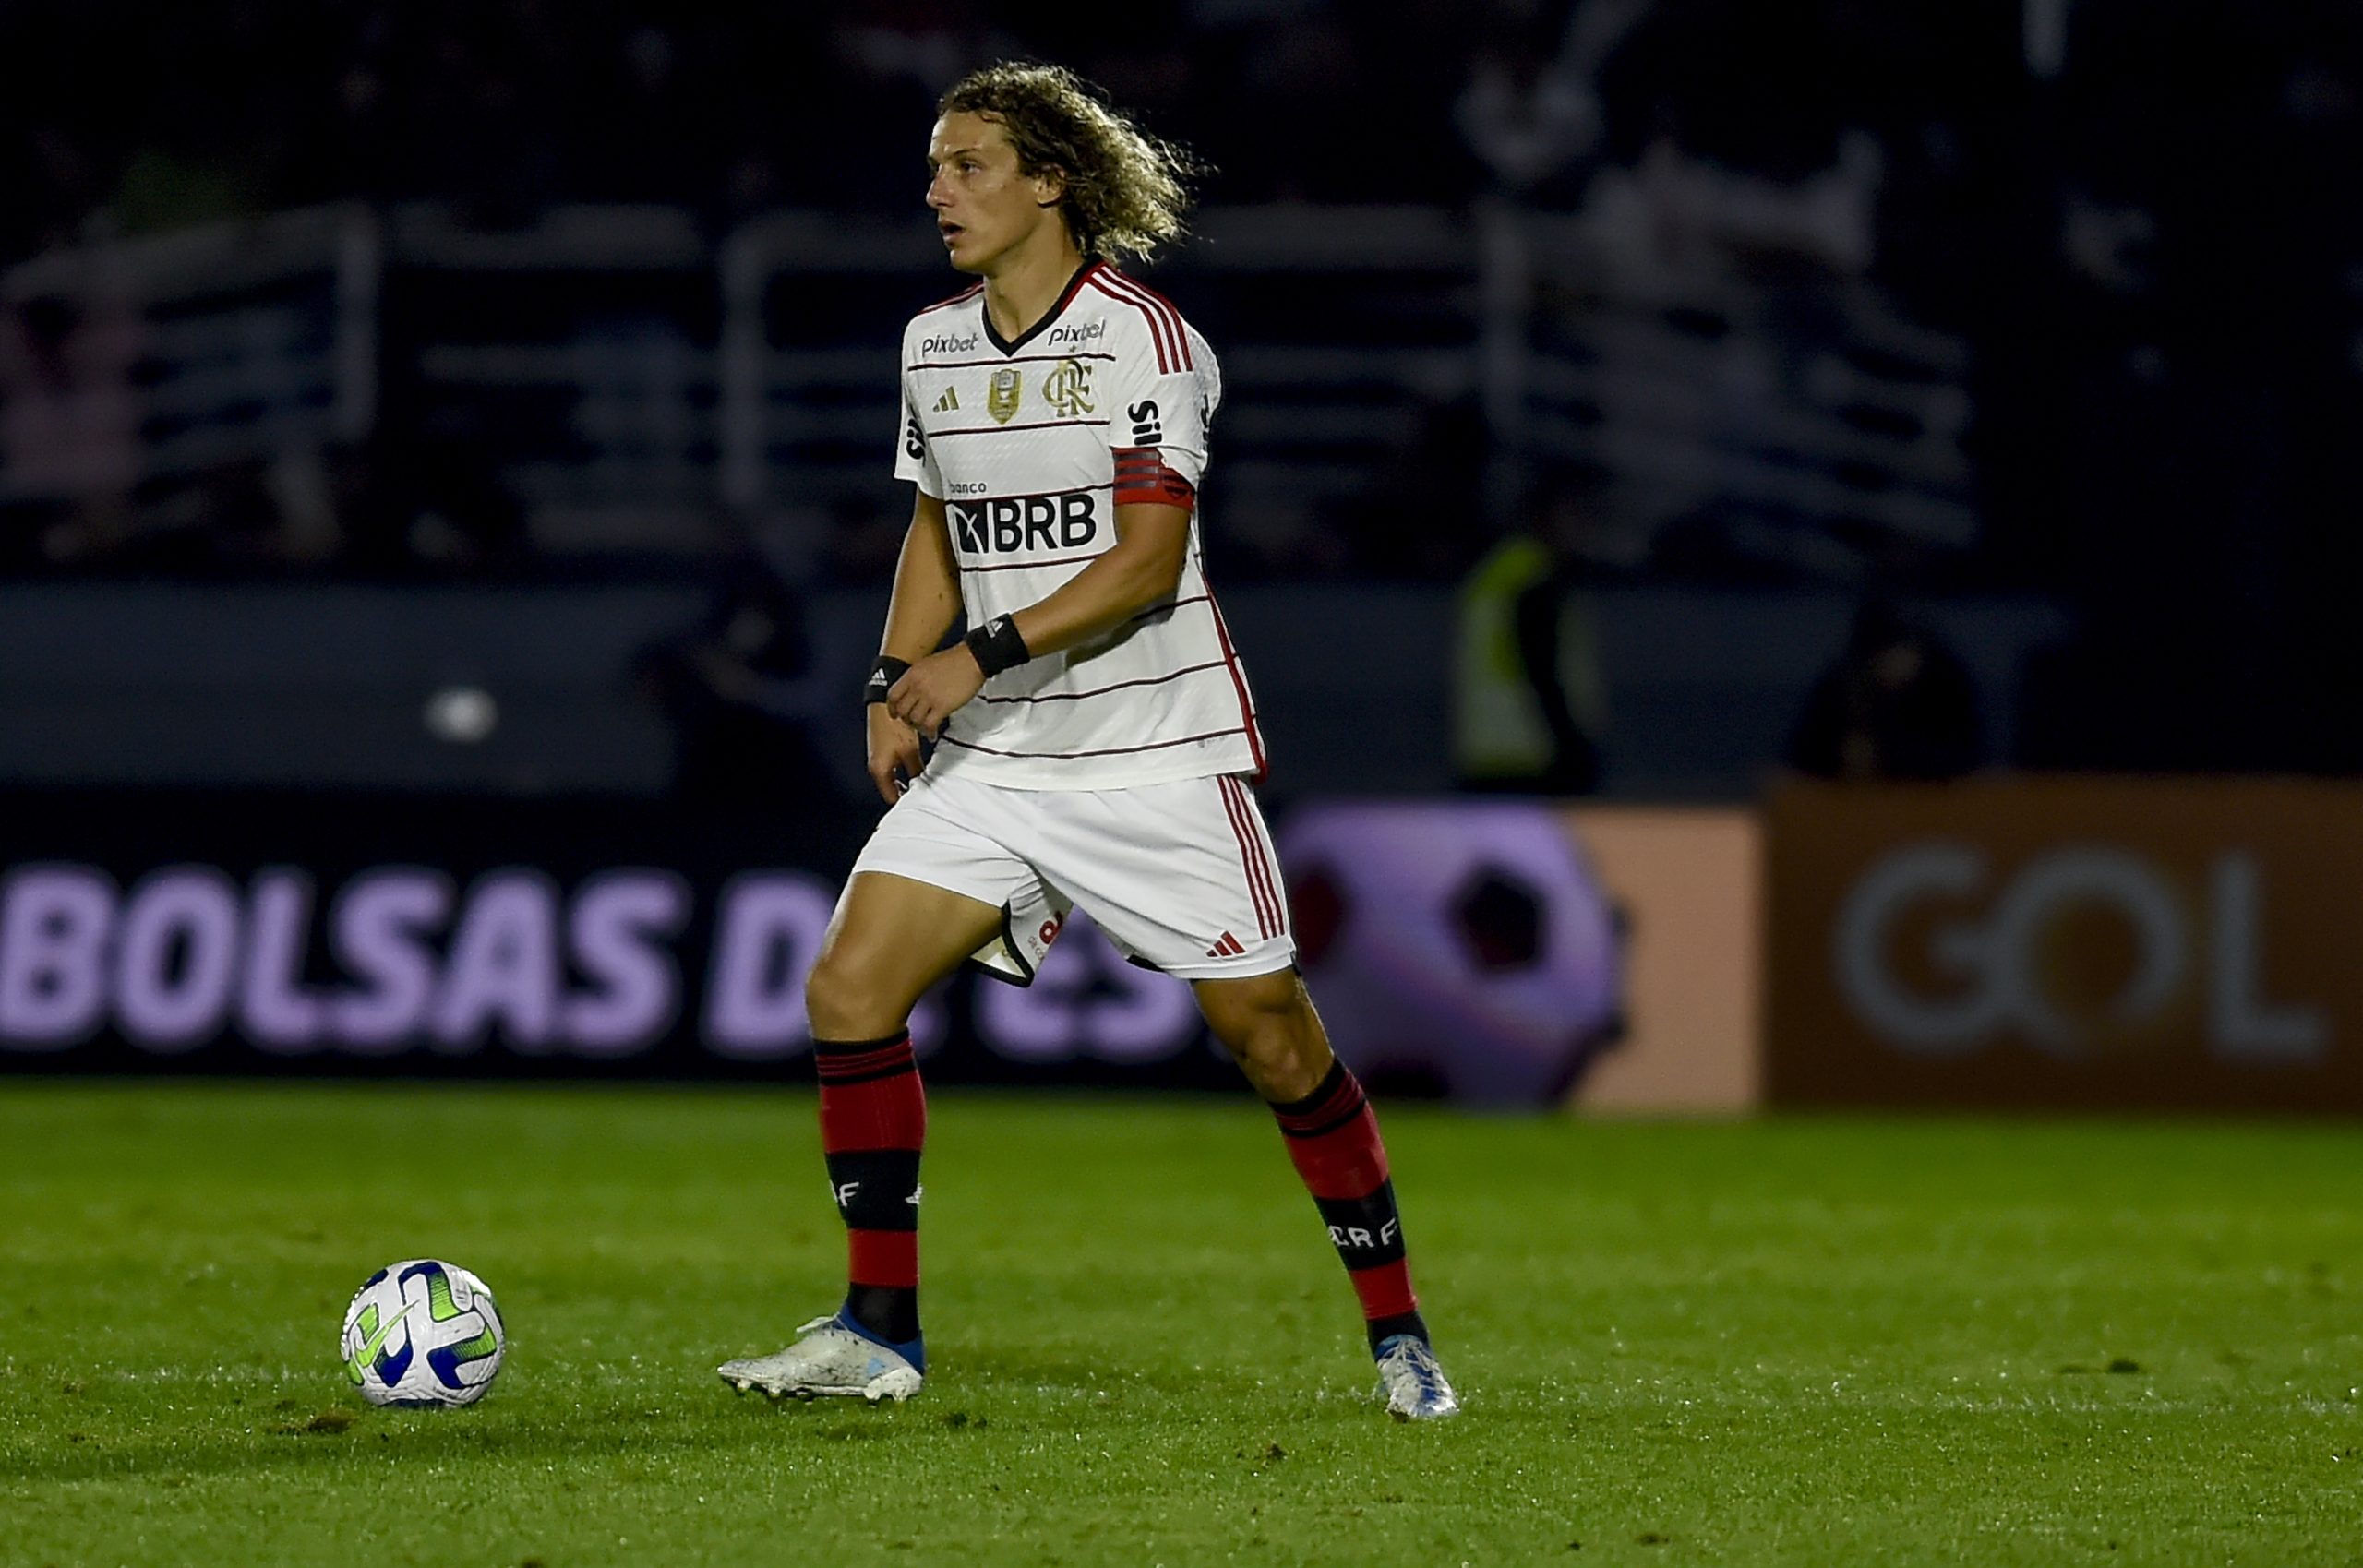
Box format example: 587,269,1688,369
0,1391,933,1487
4,1345,1397,1490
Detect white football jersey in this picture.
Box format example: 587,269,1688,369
892,260,1265,790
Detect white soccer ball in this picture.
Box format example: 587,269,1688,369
341,1259,507,1407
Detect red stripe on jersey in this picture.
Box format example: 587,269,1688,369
1117,592,1210,629
931,418,1109,437
1219,777,1282,939
972,659,1227,704
905,351,1116,371
960,551,1104,574
1098,269,1186,371
1113,452,1196,510
1085,270,1177,374
1203,587,1268,780
940,724,1248,761
1094,267,1193,370
1094,267,1194,371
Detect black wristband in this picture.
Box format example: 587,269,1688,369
964,615,1032,677
864,655,911,705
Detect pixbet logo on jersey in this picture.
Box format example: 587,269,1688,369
1047,321,1107,351
921,332,979,354
949,490,1099,555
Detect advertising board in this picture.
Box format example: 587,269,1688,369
0,793,1230,1088
1768,778,2356,1112
0,792,1628,1105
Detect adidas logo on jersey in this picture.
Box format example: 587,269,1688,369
1205,931,1246,958
933,387,959,413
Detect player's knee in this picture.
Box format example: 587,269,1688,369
802,947,904,1041
1198,969,1295,1042
1198,971,1328,1095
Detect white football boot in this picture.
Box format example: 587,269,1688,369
717,1314,924,1404
1373,1335,1462,1420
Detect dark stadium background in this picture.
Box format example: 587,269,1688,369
4,0,2360,1109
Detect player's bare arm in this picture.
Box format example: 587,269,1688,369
867,492,962,800
885,500,1192,740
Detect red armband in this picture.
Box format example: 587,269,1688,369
1112,446,1196,510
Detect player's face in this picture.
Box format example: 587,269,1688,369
926,113,1060,275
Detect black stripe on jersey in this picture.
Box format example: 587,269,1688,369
973,660,1229,705
961,552,1101,574
940,725,1250,761
906,352,1116,371
1125,592,1211,625
930,419,1109,436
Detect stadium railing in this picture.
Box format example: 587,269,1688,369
2,202,1972,579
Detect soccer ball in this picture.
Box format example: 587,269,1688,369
341,1259,507,1407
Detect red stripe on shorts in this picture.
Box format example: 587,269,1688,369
1219,776,1282,940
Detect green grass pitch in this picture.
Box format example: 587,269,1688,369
4,1082,2361,1567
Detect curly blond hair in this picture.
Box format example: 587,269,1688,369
939,62,1202,266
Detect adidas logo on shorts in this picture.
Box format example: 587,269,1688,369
1205,931,1246,958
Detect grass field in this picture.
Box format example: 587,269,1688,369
3,1083,2361,1567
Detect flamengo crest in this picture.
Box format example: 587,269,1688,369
1043,357,1095,418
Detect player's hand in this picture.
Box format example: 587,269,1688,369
866,703,924,804
887,645,987,744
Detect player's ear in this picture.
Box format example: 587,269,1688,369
1031,165,1067,209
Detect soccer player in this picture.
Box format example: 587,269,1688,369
717,63,1458,1420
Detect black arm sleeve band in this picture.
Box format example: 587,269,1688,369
964,615,1032,677
864,655,912,705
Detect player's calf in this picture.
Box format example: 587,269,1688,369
1199,972,1459,1416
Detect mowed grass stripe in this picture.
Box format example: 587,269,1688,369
2,1082,2360,1567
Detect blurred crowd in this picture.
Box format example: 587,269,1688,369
9,2,2346,281
6,1,2363,766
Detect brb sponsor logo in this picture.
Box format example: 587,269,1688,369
1833,845,2324,1061
949,490,1098,556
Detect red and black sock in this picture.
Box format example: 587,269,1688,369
813,1033,925,1347
1269,1058,1430,1355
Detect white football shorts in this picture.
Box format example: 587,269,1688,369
845,768,1297,984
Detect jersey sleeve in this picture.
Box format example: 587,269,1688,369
893,369,944,497
1105,318,1213,511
